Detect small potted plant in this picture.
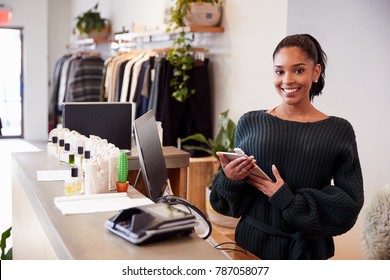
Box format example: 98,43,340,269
166,0,222,102
116,151,129,192
181,110,238,228
75,3,111,40
180,109,236,161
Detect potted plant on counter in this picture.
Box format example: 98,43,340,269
181,110,239,228
180,109,235,159
116,152,129,192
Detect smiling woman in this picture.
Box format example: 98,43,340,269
210,34,364,260
0,27,23,138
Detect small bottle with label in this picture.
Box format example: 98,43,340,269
81,150,92,194
57,139,65,159
47,136,58,157
64,167,83,195
74,146,84,168
81,150,91,178
60,143,75,166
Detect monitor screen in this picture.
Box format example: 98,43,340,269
133,110,168,202
62,102,132,150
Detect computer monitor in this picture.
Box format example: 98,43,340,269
62,102,132,150
133,110,168,202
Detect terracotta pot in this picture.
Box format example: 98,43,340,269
116,181,129,193
79,23,111,40
184,3,222,27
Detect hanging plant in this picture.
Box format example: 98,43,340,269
166,1,195,102
166,30,195,102
166,0,221,102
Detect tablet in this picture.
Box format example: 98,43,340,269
218,151,272,181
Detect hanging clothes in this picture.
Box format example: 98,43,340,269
99,49,213,155
65,55,104,102
154,57,213,156
49,53,72,128
51,53,104,127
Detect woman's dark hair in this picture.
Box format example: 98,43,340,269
273,34,327,100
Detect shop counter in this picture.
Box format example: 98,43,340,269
11,151,226,260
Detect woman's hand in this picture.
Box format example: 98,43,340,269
247,164,285,197
217,152,257,181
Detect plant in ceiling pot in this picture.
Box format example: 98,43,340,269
116,151,129,192
181,110,239,228
75,3,111,40
166,0,223,102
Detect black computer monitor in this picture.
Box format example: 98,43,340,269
133,110,168,202
62,102,132,150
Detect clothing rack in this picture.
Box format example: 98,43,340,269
100,48,213,151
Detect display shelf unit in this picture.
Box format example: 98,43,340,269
114,26,224,49
66,38,116,50
66,38,118,59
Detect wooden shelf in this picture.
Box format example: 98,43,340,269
188,26,224,32
114,25,224,42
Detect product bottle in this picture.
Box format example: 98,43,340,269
60,143,74,166
57,139,65,159
81,150,92,194
74,146,84,168
64,167,83,195
81,150,91,179
47,136,58,157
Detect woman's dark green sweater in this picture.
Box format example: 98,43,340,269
210,110,364,260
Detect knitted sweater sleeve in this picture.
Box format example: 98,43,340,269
269,122,364,237
209,113,259,217
210,171,256,217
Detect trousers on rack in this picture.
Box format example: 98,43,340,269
156,58,212,157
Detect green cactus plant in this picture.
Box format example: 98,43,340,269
117,152,128,183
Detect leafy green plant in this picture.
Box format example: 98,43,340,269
117,152,128,183
1,227,12,260
181,110,236,164
75,3,108,35
166,30,195,102
166,0,221,102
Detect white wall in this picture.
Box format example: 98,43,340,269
2,0,49,141
206,0,287,123
287,0,390,259
48,0,71,106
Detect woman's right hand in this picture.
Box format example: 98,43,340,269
217,152,257,181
